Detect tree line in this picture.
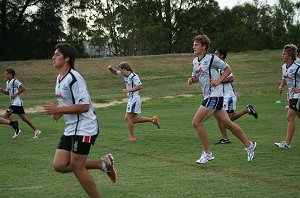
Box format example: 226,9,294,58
0,0,299,61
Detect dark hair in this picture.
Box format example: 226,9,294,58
55,43,77,69
5,68,15,77
118,62,133,72
216,47,227,59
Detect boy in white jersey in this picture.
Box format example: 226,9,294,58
108,62,160,141
187,35,256,164
275,44,300,149
44,43,116,198
0,68,41,139
214,47,258,145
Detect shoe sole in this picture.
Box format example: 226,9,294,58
196,157,215,164
13,129,22,139
106,154,117,183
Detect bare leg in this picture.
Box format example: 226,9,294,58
192,106,215,153
0,117,10,125
214,109,251,148
217,119,229,139
19,114,37,131
285,109,297,145
125,112,135,137
230,109,248,121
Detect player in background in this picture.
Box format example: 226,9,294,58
187,35,256,164
0,117,20,137
214,47,258,145
44,43,116,198
108,62,160,142
0,68,41,139
275,44,300,149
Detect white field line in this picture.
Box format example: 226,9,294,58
0,185,43,191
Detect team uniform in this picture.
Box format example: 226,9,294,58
221,69,236,113
192,53,228,110
55,69,99,154
296,58,300,65
116,71,142,114
5,78,25,115
282,61,300,111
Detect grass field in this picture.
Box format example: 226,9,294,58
0,50,300,197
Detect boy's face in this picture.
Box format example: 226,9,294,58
4,71,12,80
282,51,291,63
52,49,69,69
193,41,205,55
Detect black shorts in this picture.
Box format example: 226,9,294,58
202,97,224,110
289,99,300,111
57,134,98,155
6,105,25,115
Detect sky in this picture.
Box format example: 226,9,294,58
216,0,279,9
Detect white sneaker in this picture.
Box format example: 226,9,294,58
245,141,256,161
101,154,117,183
33,129,41,139
275,141,291,149
196,151,215,164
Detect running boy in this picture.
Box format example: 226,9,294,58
0,68,41,138
108,62,160,141
187,35,256,164
44,43,116,198
214,47,258,144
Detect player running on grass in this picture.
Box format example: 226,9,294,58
108,62,160,142
187,35,256,164
0,68,41,139
275,44,300,149
44,43,116,198
214,47,258,145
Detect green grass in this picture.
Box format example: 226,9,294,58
1,50,300,197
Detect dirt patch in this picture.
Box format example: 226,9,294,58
0,95,193,114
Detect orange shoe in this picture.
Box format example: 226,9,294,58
129,137,137,141
152,116,160,129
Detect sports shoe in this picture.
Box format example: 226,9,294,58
245,141,256,161
33,129,41,139
11,120,21,139
152,115,160,129
101,154,117,183
247,104,258,119
215,138,231,145
275,141,291,149
196,151,215,164
129,137,137,142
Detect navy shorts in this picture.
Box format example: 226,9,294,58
6,105,25,115
289,99,300,111
202,97,224,110
57,134,98,155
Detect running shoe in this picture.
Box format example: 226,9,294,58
101,154,117,183
275,141,291,149
245,141,256,161
196,151,215,164
152,115,160,129
11,120,21,139
33,129,41,139
247,104,258,119
215,138,231,145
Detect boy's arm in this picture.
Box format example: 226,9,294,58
0,88,9,95
107,65,117,75
11,84,25,99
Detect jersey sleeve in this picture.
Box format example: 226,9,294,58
213,56,229,71
71,77,90,105
15,79,22,88
116,71,124,78
133,75,142,86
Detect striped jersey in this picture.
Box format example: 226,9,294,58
55,69,99,136
192,53,229,99
282,62,300,99
5,78,23,106
116,71,142,99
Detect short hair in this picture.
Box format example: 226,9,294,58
118,62,133,72
55,43,77,69
283,44,298,61
5,68,15,77
193,35,211,51
216,47,227,59
297,48,300,56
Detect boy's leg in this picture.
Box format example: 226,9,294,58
230,109,248,121
125,112,135,138
285,109,296,145
19,114,37,131
192,105,215,153
214,109,251,148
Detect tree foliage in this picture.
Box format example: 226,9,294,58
0,0,299,60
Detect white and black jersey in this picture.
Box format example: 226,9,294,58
192,53,229,99
282,62,300,99
5,78,23,106
295,58,300,65
55,69,99,136
116,71,142,99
